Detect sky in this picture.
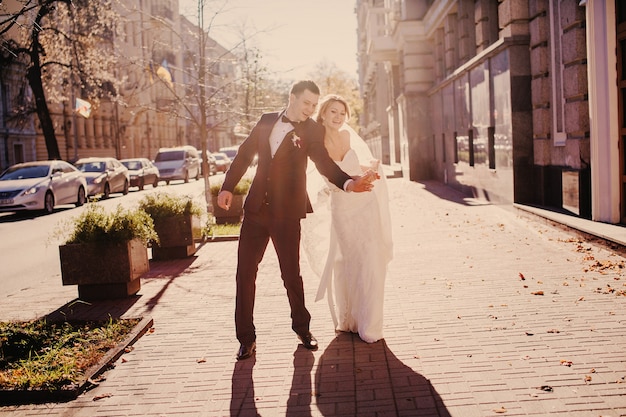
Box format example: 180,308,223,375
179,0,359,82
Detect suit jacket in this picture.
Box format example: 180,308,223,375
220,112,352,220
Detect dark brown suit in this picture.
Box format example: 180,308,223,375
220,112,352,344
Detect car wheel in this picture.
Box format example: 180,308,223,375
103,183,111,199
123,180,129,195
184,171,189,183
76,186,86,207
43,191,54,214
153,177,159,188
138,179,144,191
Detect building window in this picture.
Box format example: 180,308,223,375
549,0,567,146
13,143,24,164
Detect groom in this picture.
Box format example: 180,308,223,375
217,80,376,360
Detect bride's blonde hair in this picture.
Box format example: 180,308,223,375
315,94,351,123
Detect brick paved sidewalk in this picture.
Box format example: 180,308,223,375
1,178,625,416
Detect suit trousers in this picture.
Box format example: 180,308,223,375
235,203,311,344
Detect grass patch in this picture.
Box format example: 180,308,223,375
208,222,241,236
202,217,241,239
0,317,140,391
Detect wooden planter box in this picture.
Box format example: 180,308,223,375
59,238,149,300
152,214,202,260
212,194,245,224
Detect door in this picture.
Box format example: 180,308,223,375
50,162,70,203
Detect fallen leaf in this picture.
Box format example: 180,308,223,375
539,385,553,392
531,291,544,295
93,393,113,401
519,273,525,280
560,359,573,367
493,406,507,413
584,375,592,382
525,332,534,336
197,358,206,363
86,378,100,387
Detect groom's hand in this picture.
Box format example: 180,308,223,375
217,190,233,210
348,170,378,193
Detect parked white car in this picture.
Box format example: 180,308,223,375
0,160,87,214
153,146,201,184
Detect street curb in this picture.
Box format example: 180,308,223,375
202,235,239,242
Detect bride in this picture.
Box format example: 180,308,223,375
303,94,393,343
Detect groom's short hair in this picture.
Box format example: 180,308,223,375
291,80,320,97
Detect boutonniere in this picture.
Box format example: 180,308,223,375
291,132,302,149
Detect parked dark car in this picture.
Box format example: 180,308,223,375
0,160,87,214
219,146,238,160
74,157,130,199
212,152,232,173
120,158,160,190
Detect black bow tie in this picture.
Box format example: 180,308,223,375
282,115,299,126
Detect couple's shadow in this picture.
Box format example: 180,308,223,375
230,333,451,416
229,345,314,417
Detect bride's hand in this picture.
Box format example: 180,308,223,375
363,168,380,183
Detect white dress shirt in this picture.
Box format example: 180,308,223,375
269,112,354,191
269,113,294,158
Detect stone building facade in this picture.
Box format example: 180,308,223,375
357,0,622,224
0,0,236,170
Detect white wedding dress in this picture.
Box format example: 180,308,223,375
303,147,393,343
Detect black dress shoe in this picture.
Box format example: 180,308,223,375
298,332,318,350
236,342,256,360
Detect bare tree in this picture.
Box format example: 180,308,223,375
308,61,362,127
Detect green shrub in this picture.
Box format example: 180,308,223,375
210,177,252,196
137,192,205,222
58,204,158,246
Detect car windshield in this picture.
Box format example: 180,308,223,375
122,161,142,170
155,151,184,162
76,161,106,172
0,165,50,180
